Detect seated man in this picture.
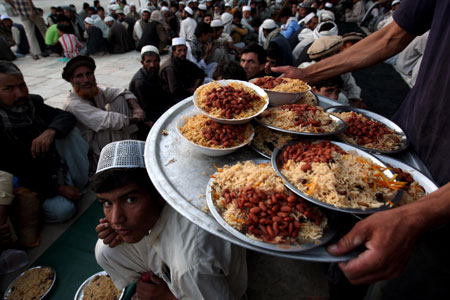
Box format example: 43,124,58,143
129,46,170,139
187,22,216,78
94,140,247,300
240,42,266,80
0,61,88,223
160,37,205,104
105,15,135,54
62,56,145,168
84,17,109,56
261,19,293,67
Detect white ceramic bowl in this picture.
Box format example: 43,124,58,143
176,112,255,157
193,80,269,125
250,78,312,106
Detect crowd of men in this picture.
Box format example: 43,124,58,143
1,0,447,299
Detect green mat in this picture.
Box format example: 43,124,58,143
33,201,136,299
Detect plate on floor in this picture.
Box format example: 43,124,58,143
74,271,124,300
3,266,56,300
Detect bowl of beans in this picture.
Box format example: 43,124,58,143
176,112,255,156
193,80,269,125
251,76,312,106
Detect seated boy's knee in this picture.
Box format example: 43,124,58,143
41,195,76,223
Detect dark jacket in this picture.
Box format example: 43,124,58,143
269,33,294,66
0,95,76,198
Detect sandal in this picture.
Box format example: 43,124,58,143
32,55,39,60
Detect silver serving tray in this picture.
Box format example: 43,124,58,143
325,106,409,154
145,97,357,262
206,158,337,252
255,112,347,137
3,266,56,300
374,154,439,195
74,271,125,300
272,140,402,215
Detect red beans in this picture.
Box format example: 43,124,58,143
221,186,322,244
253,77,286,89
203,86,261,118
202,120,247,148
343,112,396,146
280,141,347,166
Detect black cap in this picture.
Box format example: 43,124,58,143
62,56,96,82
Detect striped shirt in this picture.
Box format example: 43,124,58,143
58,34,83,58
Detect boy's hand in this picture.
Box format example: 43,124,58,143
96,218,122,248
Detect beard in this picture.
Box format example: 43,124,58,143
74,84,99,99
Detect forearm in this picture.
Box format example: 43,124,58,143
302,21,415,83
126,98,141,111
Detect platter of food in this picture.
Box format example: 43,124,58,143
250,126,296,159
145,97,361,262
255,104,346,136
325,106,408,153
272,140,404,214
3,266,56,300
374,154,438,206
193,80,269,124
74,271,124,300
250,76,311,106
207,159,336,252
176,112,254,156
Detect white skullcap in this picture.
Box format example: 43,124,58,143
110,4,120,10
198,4,207,10
104,16,115,22
221,12,233,25
141,45,160,56
179,1,186,6
243,6,251,12
184,6,193,15
392,0,401,6
225,2,232,7
161,6,169,11
325,2,333,8
262,19,277,29
320,10,335,22
130,2,136,6
210,19,223,27
116,9,124,14
96,140,146,173
1,15,11,21
172,37,186,46
141,8,151,14
84,17,94,24
109,0,116,4
192,0,198,3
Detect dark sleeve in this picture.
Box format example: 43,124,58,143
188,61,206,81
129,78,146,108
393,0,436,36
31,95,76,138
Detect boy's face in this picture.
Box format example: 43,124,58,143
97,182,161,243
313,85,341,100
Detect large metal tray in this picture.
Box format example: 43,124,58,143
145,97,357,262
74,271,124,300
3,266,56,300
271,140,402,215
206,158,337,252
325,106,409,154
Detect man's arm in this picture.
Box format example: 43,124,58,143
273,21,415,83
33,95,76,138
328,182,450,284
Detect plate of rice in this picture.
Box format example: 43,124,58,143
255,104,346,136
250,126,297,159
4,266,55,300
272,140,404,214
207,159,336,252
193,80,269,124
251,76,312,106
177,113,254,156
374,155,438,207
74,271,124,300
326,106,408,153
